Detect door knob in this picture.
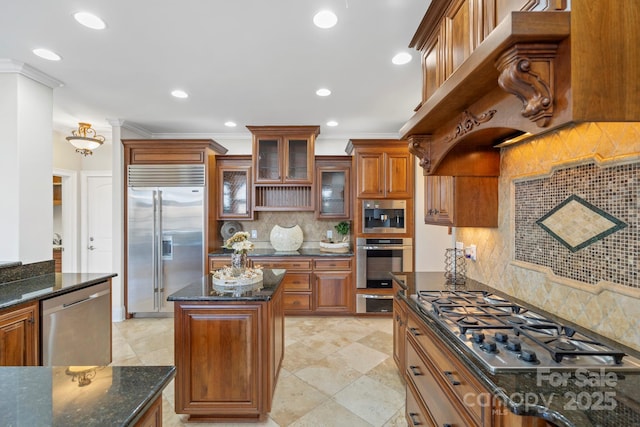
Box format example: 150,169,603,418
88,245,95,250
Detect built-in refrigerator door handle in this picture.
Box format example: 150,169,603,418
157,190,164,308
152,190,159,311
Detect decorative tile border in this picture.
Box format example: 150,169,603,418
514,161,639,288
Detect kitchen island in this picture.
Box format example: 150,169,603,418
0,365,175,426
392,272,640,427
167,269,285,422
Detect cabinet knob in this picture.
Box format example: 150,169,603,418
408,413,421,426
409,365,423,376
443,371,461,386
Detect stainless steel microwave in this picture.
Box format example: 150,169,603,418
362,199,406,234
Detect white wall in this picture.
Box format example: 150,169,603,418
413,159,454,271
0,73,53,263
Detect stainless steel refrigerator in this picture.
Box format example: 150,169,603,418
127,164,205,315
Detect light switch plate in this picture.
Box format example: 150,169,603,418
251,230,258,239
327,230,333,239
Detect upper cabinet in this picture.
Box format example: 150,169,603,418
53,176,61,205
424,175,497,227
347,139,414,199
248,126,318,185
315,156,351,219
216,155,253,220
247,126,320,211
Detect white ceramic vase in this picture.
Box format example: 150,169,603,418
270,225,303,251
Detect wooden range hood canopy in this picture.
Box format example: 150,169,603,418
401,2,640,176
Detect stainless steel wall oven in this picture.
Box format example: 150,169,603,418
356,237,412,313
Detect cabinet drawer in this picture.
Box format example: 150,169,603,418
406,377,436,427
282,273,311,291
254,259,312,270
209,258,230,271
313,258,352,271
283,293,312,311
406,339,475,427
407,313,487,425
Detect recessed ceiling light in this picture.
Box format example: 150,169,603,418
313,10,338,29
392,52,412,65
32,48,61,61
73,12,106,30
316,88,331,97
224,121,237,127
326,121,338,127
171,89,189,99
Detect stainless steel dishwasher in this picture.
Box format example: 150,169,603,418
41,281,112,366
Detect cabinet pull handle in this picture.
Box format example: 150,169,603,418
443,371,460,386
409,365,422,376
443,424,452,427
433,209,439,214
409,327,421,336
408,412,421,425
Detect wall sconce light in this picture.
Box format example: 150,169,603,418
65,122,105,156
65,366,98,387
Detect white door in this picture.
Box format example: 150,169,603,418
85,175,113,273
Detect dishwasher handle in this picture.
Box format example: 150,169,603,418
42,288,111,316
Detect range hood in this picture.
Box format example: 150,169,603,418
401,3,640,176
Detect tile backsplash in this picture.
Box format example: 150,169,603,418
218,212,348,249
456,122,640,352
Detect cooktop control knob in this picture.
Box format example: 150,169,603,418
519,349,539,363
471,332,485,343
506,339,522,352
494,332,509,343
480,340,498,353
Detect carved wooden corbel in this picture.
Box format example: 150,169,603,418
407,135,432,173
496,43,559,127
443,109,497,143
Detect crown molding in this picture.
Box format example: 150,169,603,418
0,59,64,88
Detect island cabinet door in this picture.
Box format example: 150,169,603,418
174,302,264,420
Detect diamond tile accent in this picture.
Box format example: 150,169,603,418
536,195,627,252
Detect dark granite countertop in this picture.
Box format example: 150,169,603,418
391,272,640,427
0,365,175,426
167,268,286,302
0,272,117,311
0,261,22,269
208,248,353,257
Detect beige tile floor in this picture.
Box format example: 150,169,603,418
112,316,408,427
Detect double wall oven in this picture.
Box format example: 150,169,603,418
356,237,412,313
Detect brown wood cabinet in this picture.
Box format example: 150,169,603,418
133,395,163,427
211,256,354,315
248,126,319,211
53,176,62,205
392,296,407,375
348,140,414,199
173,284,284,422
313,258,353,314
424,175,498,227
402,303,551,427
53,248,62,273
216,155,253,220
315,156,351,220
0,301,38,366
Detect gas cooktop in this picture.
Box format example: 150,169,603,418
411,290,640,373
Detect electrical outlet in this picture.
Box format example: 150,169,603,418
251,230,257,239
327,230,333,239
465,244,477,261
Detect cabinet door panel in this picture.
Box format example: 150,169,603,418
314,272,351,312
386,153,412,197
0,302,37,366
285,138,312,182
445,0,473,78
218,164,252,219
255,138,281,182
175,304,261,411
357,153,384,197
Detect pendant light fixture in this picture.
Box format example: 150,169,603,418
66,122,105,156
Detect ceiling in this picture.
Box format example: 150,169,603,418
0,0,431,142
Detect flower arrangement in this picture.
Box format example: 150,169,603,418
224,231,254,254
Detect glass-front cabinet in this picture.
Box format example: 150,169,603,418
316,156,351,219
249,126,319,185
217,155,253,220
